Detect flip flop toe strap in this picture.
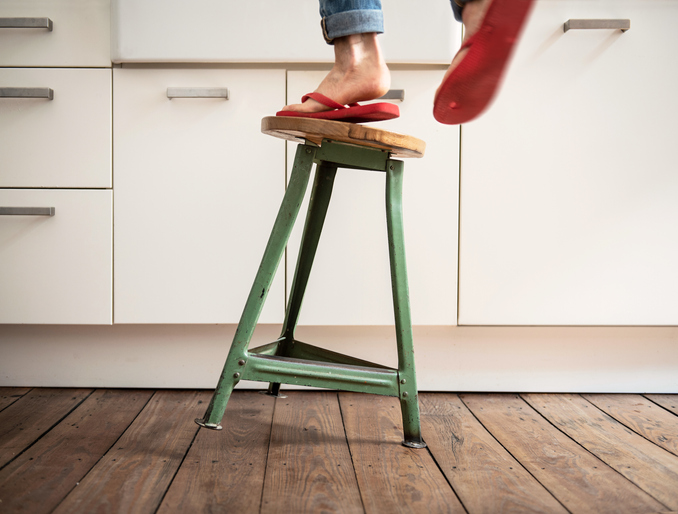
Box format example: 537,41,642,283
301,92,360,110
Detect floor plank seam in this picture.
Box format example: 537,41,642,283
460,394,574,514
258,393,277,514
521,393,674,513
643,394,678,418
0,388,96,474
336,392,368,514
153,412,202,514
0,388,33,414
421,408,469,514
50,388,158,513
581,394,678,459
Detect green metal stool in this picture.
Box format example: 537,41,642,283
196,116,427,448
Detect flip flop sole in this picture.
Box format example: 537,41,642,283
433,0,534,125
276,102,399,124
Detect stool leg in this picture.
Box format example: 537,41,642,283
264,161,338,395
283,161,338,338
386,159,427,449
196,144,316,429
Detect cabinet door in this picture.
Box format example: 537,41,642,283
459,0,678,325
0,189,112,324
286,70,460,325
0,0,110,67
112,0,459,64
0,68,111,188
114,68,286,324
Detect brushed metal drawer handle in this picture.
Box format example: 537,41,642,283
0,17,53,31
379,89,405,102
0,207,55,216
564,19,630,32
0,87,54,100
167,87,229,99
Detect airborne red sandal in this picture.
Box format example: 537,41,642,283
276,92,399,124
433,0,535,125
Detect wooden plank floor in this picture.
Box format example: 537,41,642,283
1,389,677,513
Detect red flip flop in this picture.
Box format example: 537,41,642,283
433,0,534,125
276,92,399,124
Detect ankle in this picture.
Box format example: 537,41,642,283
461,0,491,38
334,33,382,69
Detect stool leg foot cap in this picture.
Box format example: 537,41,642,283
402,439,427,449
258,390,288,399
195,418,223,430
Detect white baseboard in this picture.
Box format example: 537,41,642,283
1,325,677,392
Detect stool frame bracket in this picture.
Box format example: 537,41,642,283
314,139,389,172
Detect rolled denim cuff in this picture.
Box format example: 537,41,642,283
451,0,471,22
321,9,384,44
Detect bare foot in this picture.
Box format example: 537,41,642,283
281,32,391,113
436,0,493,98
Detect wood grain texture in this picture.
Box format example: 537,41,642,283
340,392,464,514
420,393,567,514
261,116,426,159
157,391,275,513
0,388,91,468
261,391,363,514
523,393,678,511
646,395,678,415
461,393,665,514
0,389,153,514
583,394,678,456
3,390,677,513
0,388,31,412
53,390,210,514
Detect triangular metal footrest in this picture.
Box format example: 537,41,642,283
246,339,398,396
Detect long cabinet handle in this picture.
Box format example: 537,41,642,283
167,87,229,99
0,17,53,31
378,89,405,101
0,207,55,216
0,87,54,100
564,19,630,32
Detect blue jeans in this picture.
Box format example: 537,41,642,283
319,0,466,43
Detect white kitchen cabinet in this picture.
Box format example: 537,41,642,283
0,189,112,324
114,68,286,324
458,0,678,325
0,0,112,326
286,70,460,325
0,0,110,67
0,68,111,188
111,0,459,64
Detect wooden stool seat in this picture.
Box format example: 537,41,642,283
262,116,426,159
197,117,428,448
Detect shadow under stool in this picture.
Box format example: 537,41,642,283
196,116,428,448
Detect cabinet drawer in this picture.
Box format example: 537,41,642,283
112,0,460,64
0,189,112,324
458,0,678,325
114,68,286,324
0,0,110,67
0,68,111,188
286,70,460,326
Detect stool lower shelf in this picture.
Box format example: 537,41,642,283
196,338,425,448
